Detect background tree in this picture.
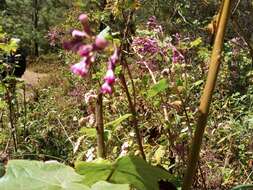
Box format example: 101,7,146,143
0,0,72,56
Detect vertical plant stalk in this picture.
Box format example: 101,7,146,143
23,84,27,137
95,93,106,158
93,0,108,159
118,10,146,160
182,1,231,189
6,85,18,152
0,111,3,129
122,58,145,160
119,73,146,160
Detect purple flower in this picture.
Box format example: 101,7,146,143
94,36,108,50
63,13,120,94
71,58,90,77
78,14,90,34
104,69,115,84
172,47,184,63
100,47,119,94
132,37,159,55
72,30,88,38
63,38,83,52
108,48,119,69
101,82,112,94
63,15,90,53
77,44,93,56
147,16,163,33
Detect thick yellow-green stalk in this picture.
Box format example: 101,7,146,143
182,0,231,189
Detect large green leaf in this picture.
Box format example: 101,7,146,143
75,156,173,190
91,181,129,190
0,160,89,190
147,79,169,98
75,159,112,186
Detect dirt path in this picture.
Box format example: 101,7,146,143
21,70,48,86
20,70,49,101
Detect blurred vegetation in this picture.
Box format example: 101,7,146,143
0,0,253,189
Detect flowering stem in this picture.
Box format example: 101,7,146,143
182,0,231,189
95,1,107,159
95,93,106,158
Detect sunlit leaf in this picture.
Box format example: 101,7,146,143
91,181,130,190
147,79,169,98
80,128,97,138
0,160,89,190
190,37,202,48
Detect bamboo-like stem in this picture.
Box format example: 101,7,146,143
182,1,231,189
95,93,106,158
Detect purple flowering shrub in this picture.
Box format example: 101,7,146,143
46,26,65,47
63,14,118,94
132,16,185,72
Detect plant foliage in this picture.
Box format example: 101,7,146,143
75,156,174,190
0,160,88,190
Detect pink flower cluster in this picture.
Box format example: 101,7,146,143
132,37,159,55
171,46,184,64
132,16,185,66
46,27,64,46
101,48,118,94
63,14,118,94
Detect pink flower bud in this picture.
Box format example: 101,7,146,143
101,82,112,94
72,30,88,38
108,48,119,68
104,69,115,84
78,14,89,24
78,14,90,34
77,44,93,56
94,36,108,50
71,59,89,77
